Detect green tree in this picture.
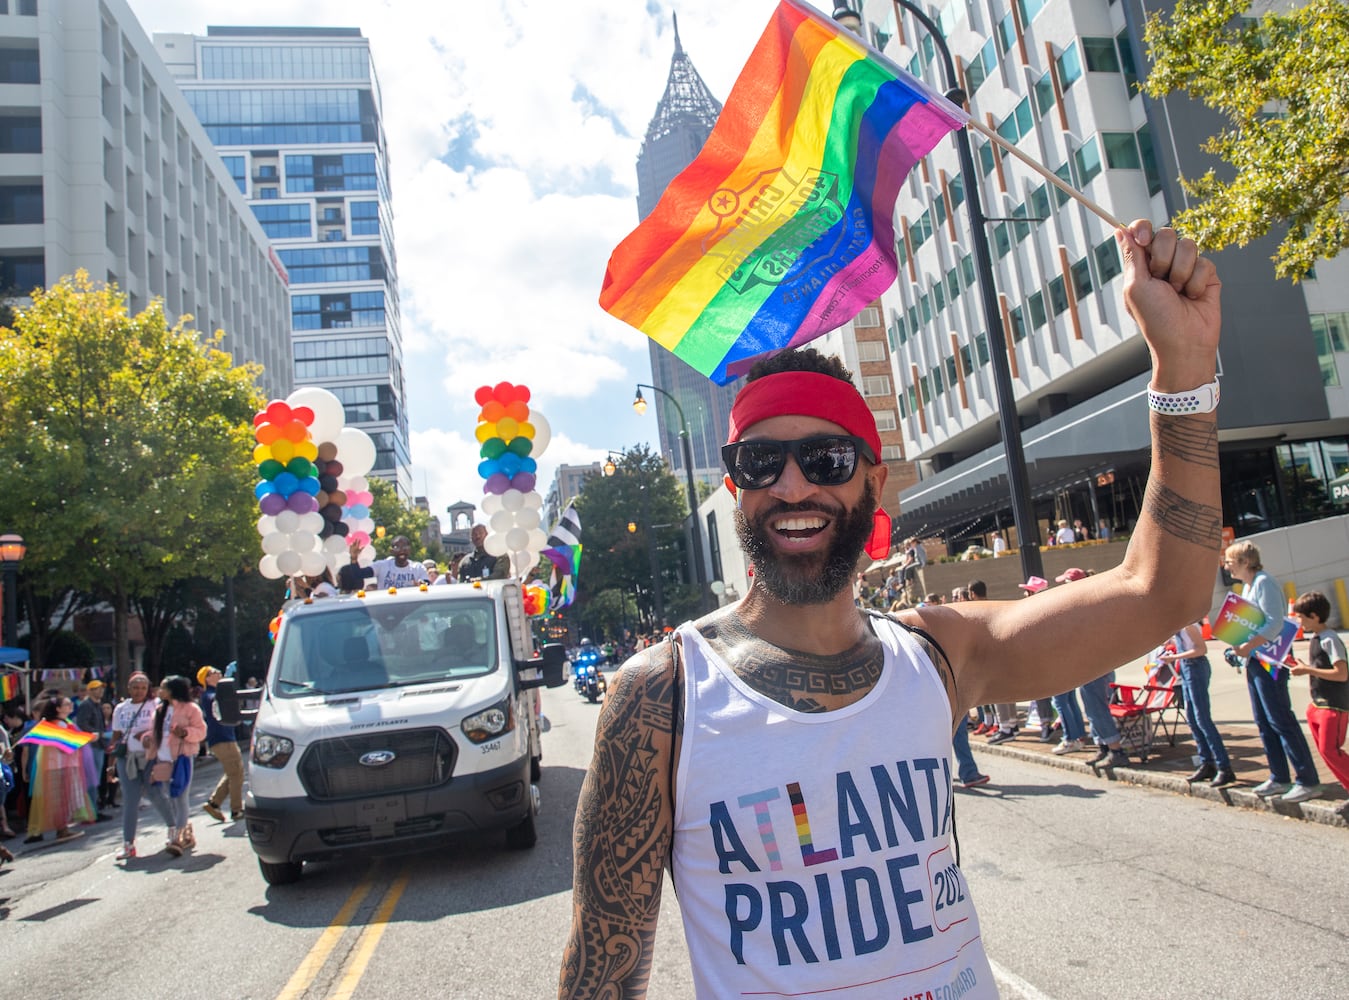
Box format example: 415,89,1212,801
1144,0,1349,279
367,476,435,559
0,272,265,685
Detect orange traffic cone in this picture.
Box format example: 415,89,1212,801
1201,616,1212,641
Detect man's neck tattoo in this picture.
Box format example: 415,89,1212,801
698,611,883,713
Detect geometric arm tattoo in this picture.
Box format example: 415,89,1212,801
559,648,676,999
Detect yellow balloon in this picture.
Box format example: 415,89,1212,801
270,438,296,464
253,443,272,465
295,440,318,461
475,421,497,443
516,421,535,441
496,417,519,441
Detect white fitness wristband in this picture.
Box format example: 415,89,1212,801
1147,379,1220,415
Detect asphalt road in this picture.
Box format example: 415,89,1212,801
3,687,1345,999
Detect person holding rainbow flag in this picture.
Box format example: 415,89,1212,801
19,694,95,844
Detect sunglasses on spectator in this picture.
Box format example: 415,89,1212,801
721,435,875,490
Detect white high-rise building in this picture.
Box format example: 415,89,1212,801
157,25,412,501
0,0,292,396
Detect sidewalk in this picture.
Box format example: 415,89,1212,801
969,638,1349,829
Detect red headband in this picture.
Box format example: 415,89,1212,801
727,371,882,462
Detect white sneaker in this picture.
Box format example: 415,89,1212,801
1052,738,1084,755
1280,783,1320,804
1252,779,1290,798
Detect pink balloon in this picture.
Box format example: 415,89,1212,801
259,493,287,516
510,472,536,492
349,530,370,548
483,473,511,495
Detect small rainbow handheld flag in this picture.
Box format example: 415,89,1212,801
16,719,96,753
600,0,966,384
1211,592,1296,677
0,672,19,700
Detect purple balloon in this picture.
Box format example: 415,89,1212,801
259,493,287,516
511,472,536,493
483,472,511,495
286,492,318,514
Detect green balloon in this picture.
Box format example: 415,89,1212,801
287,457,315,478
480,437,507,459
507,436,533,457
258,459,284,480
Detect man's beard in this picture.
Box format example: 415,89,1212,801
734,479,878,606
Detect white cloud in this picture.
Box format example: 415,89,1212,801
127,0,776,521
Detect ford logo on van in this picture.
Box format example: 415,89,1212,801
358,750,397,767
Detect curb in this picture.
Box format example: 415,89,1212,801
972,742,1348,830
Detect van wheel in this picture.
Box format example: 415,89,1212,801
531,755,542,782
258,858,304,885
506,812,537,850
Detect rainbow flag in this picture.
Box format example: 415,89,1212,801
600,0,966,384
0,672,19,700
16,719,96,753
1211,592,1295,677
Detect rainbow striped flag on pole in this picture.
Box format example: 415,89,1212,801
16,719,96,753
600,0,967,384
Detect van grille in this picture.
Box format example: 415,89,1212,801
298,728,456,801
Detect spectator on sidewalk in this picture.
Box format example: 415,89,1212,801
1157,621,1236,787
109,673,158,861
1224,541,1321,802
1288,591,1349,803
74,681,111,822
198,667,245,823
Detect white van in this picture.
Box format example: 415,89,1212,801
242,579,565,885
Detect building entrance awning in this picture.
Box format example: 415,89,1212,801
897,373,1153,537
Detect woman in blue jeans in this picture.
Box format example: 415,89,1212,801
1223,541,1320,802
1158,622,1234,787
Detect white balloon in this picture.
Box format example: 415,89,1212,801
259,554,283,579
286,386,346,445
501,489,525,512
261,533,290,555
274,509,300,534
257,515,276,536
480,494,503,515
527,528,548,551
490,509,516,533
298,511,325,534
355,517,375,534
506,527,529,552
515,508,540,531
336,427,377,477
288,531,321,553
345,475,369,494
276,550,303,575
357,544,376,567
530,411,551,458
299,549,327,576
484,531,509,557
323,535,349,555
523,491,543,511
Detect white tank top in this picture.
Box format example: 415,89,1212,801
672,617,996,999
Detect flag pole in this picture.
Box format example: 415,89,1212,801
966,116,1126,230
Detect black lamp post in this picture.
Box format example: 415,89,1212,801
833,1,1044,580
0,532,26,650
633,383,711,608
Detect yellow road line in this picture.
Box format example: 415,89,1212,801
274,868,379,1000
327,870,411,1000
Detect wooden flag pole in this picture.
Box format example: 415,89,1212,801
966,116,1127,231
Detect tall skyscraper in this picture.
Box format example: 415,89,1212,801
156,26,412,501
0,0,292,397
634,17,738,490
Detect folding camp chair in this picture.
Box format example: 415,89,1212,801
1108,662,1184,763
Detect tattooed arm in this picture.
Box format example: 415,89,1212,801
905,221,1223,707
559,643,677,1000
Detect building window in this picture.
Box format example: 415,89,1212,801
919,375,931,405
996,13,1016,54
1071,257,1093,300
1102,132,1142,169
1029,184,1051,223
0,48,39,84
881,445,904,461
200,44,370,82
946,266,961,303
220,155,246,193
250,201,311,239
1028,291,1047,329
0,183,42,224
959,344,973,375
909,210,933,249
1310,314,1346,387
1053,163,1072,206
861,374,892,397
993,222,1011,258
933,279,946,312
919,293,932,324
277,245,387,284
286,153,377,193
1073,136,1103,186
874,409,898,431
961,254,975,287
1136,124,1164,196
1094,238,1122,285
258,186,279,199
0,114,41,153
945,356,958,387
975,333,990,366
949,173,965,208
292,290,386,330
1057,41,1082,90
977,141,996,177
965,39,996,96
1082,37,1121,72
1009,306,1027,342
1033,71,1056,117
857,339,887,362
350,200,379,235
0,253,42,289
294,336,389,379
931,366,945,396
855,307,881,328
1012,202,1031,243
1048,276,1069,315
1116,29,1139,93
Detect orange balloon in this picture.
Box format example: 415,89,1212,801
255,423,281,445
481,401,506,423
505,400,530,422
283,419,309,443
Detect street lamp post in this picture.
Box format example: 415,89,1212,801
833,1,1044,580
633,383,711,610
0,532,27,650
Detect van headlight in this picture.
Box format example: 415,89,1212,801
462,698,514,744
252,731,295,768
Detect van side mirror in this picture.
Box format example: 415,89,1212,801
517,642,567,689
213,678,261,725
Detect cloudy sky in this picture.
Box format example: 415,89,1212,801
126,0,786,523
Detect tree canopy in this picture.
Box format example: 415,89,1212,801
0,272,265,668
1144,0,1349,280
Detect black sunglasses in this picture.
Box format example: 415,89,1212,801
721,435,874,490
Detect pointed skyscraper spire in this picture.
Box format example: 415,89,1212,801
642,13,722,150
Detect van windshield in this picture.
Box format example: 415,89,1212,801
272,597,500,696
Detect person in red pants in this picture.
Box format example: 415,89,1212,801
1289,592,1349,812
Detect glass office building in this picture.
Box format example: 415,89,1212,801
158,26,412,501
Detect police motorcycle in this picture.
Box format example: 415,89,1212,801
572,639,608,703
